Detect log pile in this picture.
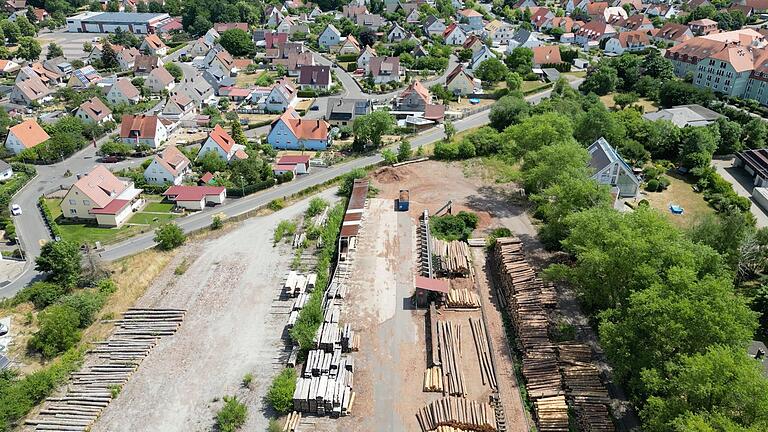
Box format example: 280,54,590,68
533,396,569,432
558,343,614,432
432,238,472,275
468,318,497,390
436,320,466,397
282,411,301,432
26,308,186,432
416,397,498,432
293,349,355,417
423,366,444,392
447,289,481,308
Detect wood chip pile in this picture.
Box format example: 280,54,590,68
432,238,472,275
558,343,614,432
26,308,186,432
416,397,498,432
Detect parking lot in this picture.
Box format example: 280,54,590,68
37,29,106,61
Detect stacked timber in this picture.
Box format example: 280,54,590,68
415,397,497,432
446,289,481,308
468,318,497,390
26,308,186,432
558,343,615,432
533,396,569,432
283,411,302,432
423,366,444,392
436,321,466,397
293,232,307,249
432,238,472,275
522,354,563,399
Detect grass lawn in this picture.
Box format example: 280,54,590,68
128,212,177,225
642,173,714,228
144,202,175,212
600,94,658,113
462,156,522,184
521,80,548,92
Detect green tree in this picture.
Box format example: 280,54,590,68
579,64,618,95
46,43,63,59
266,368,297,414
218,29,254,56
612,92,639,110
154,223,186,250
197,150,228,173
713,117,744,154
35,241,82,288
164,62,183,82
688,209,755,270
443,120,456,142
15,16,36,37
27,305,81,358
505,112,573,155
99,141,132,156
574,104,626,145
659,80,714,108
475,58,509,84
679,125,718,173
338,168,366,196
641,49,675,80
15,37,41,61
397,140,412,162
1,21,21,44
489,95,530,131
216,396,247,432
505,71,522,92
353,110,394,149
101,43,119,69
522,140,591,193
505,47,533,75
230,120,247,146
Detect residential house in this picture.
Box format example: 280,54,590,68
106,78,141,105
197,124,248,162
208,50,234,75
134,54,162,76
120,114,168,148
542,16,575,33
144,146,191,185
10,76,52,105
446,64,480,95
342,4,368,19
532,45,563,67
43,57,72,79
530,7,554,31
369,56,403,83
4,119,49,155
396,80,431,111
513,0,538,7
267,107,331,150
273,51,314,77
146,66,175,93
470,45,495,70
0,59,20,76
319,24,341,50
140,34,168,56
614,14,653,32
412,44,429,58
574,21,617,48
645,3,678,19
406,8,420,24
604,30,651,55
463,35,485,52
588,137,640,198
508,29,542,50
388,23,408,43
60,165,143,227
274,155,311,176
324,98,372,127
688,18,719,36
485,20,514,46
68,65,102,88
298,65,332,91
163,185,226,210
355,13,385,31
357,46,377,71
161,93,196,120
652,22,694,46
457,9,483,31
586,1,609,19
202,64,236,94
174,76,216,107
563,0,589,14
600,6,627,22
117,47,140,70
642,104,723,127
75,97,113,125
338,35,361,56
444,23,468,45
0,160,12,181
423,15,447,37
189,37,214,57
265,5,286,26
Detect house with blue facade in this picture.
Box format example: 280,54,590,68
268,107,332,150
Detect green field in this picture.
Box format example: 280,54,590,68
128,212,177,225
143,202,175,213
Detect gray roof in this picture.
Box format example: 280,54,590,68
0,159,11,172
326,98,371,121
76,12,169,23
642,104,724,128
511,29,535,45
587,137,637,181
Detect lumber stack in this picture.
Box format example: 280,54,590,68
468,318,497,390
447,288,481,308
558,343,614,432
27,308,186,432
282,411,301,432
432,238,472,275
436,320,466,397
423,366,444,392
415,397,498,432
533,396,569,432
284,271,313,298
293,349,355,417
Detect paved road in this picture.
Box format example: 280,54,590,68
0,77,579,298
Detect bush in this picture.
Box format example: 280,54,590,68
211,215,223,230
35,240,82,288
657,176,671,191
57,290,107,327
268,198,285,211
486,227,513,248
216,396,247,432
266,368,297,414
37,197,61,239
430,211,478,241
306,198,329,217
28,305,81,358
16,282,68,309
154,223,186,250
645,179,660,192
338,168,367,196
274,220,297,245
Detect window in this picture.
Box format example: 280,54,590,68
69,209,77,215
83,199,90,206
69,199,76,205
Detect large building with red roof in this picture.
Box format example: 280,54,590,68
60,165,144,227
267,107,331,150
163,185,226,210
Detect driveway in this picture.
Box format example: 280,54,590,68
712,158,768,228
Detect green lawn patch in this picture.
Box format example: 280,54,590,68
128,212,177,225
143,202,175,213
521,80,548,92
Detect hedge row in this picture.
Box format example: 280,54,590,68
226,178,276,197
335,54,359,62
38,196,62,239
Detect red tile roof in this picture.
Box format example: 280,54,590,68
208,124,237,154
163,185,226,201
273,108,330,140
278,155,310,165
9,119,49,149
120,114,159,139
89,199,130,215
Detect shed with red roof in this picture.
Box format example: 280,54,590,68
163,185,226,210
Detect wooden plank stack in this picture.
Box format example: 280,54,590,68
533,396,569,432
26,308,186,432
436,320,466,397
415,397,498,432
446,289,481,308
293,349,355,417
468,318,497,390
558,343,614,432
432,238,472,275
282,411,301,432
423,366,444,392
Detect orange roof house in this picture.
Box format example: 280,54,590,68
267,107,331,150
5,119,49,154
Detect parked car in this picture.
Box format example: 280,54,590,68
10,204,21,216
310,105,319,111
0,323,7,336
101,155,124,163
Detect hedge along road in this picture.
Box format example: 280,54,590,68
0,79,581,299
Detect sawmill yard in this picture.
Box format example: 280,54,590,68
52,189,341,432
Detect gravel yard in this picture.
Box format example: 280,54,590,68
89,189,339,432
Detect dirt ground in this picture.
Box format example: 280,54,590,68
88,189,339,432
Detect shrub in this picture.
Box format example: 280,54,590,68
274,220,298,245
28,305,81,358
657,176,671,191
266,368,297,414
338,168,367,196
57,290,107,327
154,223,186,250
35,240,82,288
645,179,660,192
486,227,513,248
242,372,253,388
16,282,68,309
215,396,247,432
211,215,223,230
267,419,283,432
268,198,285,211
430,211,479,241
306,198,329,217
